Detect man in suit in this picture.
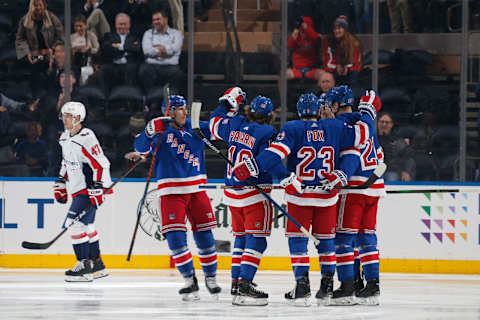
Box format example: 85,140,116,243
97,13,142,95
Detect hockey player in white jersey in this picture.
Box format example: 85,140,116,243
54,101,112,282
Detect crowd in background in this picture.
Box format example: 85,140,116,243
0,0,477,181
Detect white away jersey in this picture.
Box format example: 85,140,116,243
59,127,112,196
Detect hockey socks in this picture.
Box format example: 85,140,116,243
231,236,246,281
358,233,380,281
288,237,309,280
239,234,266,281
317,238,336,276
166,231,195,278
87,224,100,260
193,230,218,278
334,233,355,282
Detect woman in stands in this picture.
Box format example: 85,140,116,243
15,0,65,96
322,15,362,85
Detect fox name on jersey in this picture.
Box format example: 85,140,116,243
255,118,369,207
59,127,112,196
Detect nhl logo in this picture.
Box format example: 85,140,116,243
255,222,261,228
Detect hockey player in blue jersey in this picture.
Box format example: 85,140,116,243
128,95,221,301
233,93,371,306
210,89,277,306
321,86,385,305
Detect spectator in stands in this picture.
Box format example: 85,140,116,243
15,121,48,176
313,71,335,97
82,0,114,41
139,9,184,94
15,0,65,96
71,14,99,84
387,0,413,33
98,13,142,95
121,0,153,35
0,93,39,166
322,15,362,85
377,112,415,181
286,16,322,81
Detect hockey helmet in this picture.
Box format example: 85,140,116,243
218,86,247,110
162,95,187,114
61,101,86,122
296,93,320,118
324,85,354,110
250,95,273,117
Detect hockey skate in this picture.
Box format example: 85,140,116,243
331,280,357,305
231,279,239,303
205,277,221,300
284,275,311,307
65,259,93,282
179,275,200,301
356,278,380,305
354,274,365,295
91,257,109,279
233,279,268,306
315,273,333,306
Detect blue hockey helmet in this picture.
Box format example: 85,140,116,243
324,85,354,110
296,93,320,118
250,95,273,117
162,95,187,114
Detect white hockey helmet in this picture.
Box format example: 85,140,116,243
61,101,86,123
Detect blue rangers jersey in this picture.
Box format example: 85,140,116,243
337,112,386,197
256,118,370,207
210,105,277,207
134,119,211,196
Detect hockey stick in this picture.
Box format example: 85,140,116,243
21,158,144,250
191,102,321,246
126,131,162,261
220,164,387,191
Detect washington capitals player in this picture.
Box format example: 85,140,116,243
130,95,221,301
233,93,371,306
322,86,384,305
54,101,111,282
210,88,277,306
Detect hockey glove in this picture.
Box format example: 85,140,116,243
358,90,382,120
145,117,166,138
218,86,246,116
88,183,105,207
280,172,303,195
320,170,348,191
53,179,67,204
232,158,259,181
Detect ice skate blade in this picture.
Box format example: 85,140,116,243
356,295,379,306
316,296,331,306
181,292,200,302
93,269,109,279
65,274,93,282
330,296,357,306
232,296,268,306
285,296,311,307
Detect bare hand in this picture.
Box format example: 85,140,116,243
28,99,40,112
401,171,412,181
112,43,120,48
27,53,36,64
124,152,146,162
0,106,7,112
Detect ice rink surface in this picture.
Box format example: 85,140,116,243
0,269,479,320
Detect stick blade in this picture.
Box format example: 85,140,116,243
191,102,202,129
21,241,49,250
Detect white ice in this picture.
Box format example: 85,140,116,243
0,269,479,320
